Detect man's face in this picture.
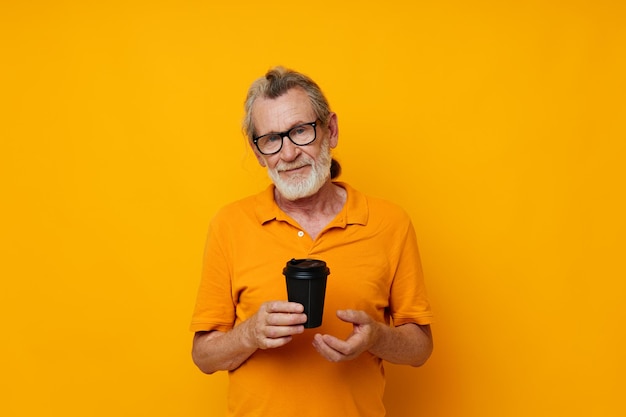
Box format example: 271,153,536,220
251,87,338,201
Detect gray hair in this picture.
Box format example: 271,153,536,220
242,66,332,141
242,66,341,179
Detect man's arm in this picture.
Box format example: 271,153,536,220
312,309,433,366
192,301,307,374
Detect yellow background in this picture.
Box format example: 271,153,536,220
2,1,625,416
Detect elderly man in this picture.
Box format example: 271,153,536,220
191,67,433,417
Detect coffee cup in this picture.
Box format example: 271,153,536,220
283,258,330,328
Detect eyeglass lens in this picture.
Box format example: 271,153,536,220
256,122,316,155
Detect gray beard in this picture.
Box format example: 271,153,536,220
268,142,332,201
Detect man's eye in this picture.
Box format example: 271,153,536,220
266,135,282,143
292,127,306,136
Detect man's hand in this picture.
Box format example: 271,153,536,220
312,310,433,366
245,301,308,350
192,301,307,374
312,309,381,362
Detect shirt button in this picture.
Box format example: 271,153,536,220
297,231,304,237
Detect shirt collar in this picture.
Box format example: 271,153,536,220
254,182,368,227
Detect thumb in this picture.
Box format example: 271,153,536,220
336,309,371,325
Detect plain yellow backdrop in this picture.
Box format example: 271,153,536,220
1,1,625,416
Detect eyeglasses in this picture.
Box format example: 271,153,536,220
253,120,318,155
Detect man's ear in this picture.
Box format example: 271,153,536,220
327,112,339,149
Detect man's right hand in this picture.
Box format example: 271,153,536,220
192,301,307,374
245,301,307,350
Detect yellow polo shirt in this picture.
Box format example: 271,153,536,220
191,182,433,417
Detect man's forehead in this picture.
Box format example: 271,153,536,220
252,88,315,129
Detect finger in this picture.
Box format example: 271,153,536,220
312,334,346,362
263,323,305,339
259,334,294,350
265,301,305,314
313,333,356,359
320,334,354,356
336,309,373,326
256,323,305,350
265,312,307,326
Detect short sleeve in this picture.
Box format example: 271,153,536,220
190,214,236,332
389,220,434,326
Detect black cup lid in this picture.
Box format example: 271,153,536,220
283,258,330,276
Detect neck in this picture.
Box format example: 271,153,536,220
274,181,346,219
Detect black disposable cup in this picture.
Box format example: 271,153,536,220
283,258,330,328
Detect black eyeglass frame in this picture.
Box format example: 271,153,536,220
252,120,319,155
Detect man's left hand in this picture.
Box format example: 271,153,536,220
312,309,381,362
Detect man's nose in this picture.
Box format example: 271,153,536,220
279,135,300,160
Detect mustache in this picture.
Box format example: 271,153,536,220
276,157,313,172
